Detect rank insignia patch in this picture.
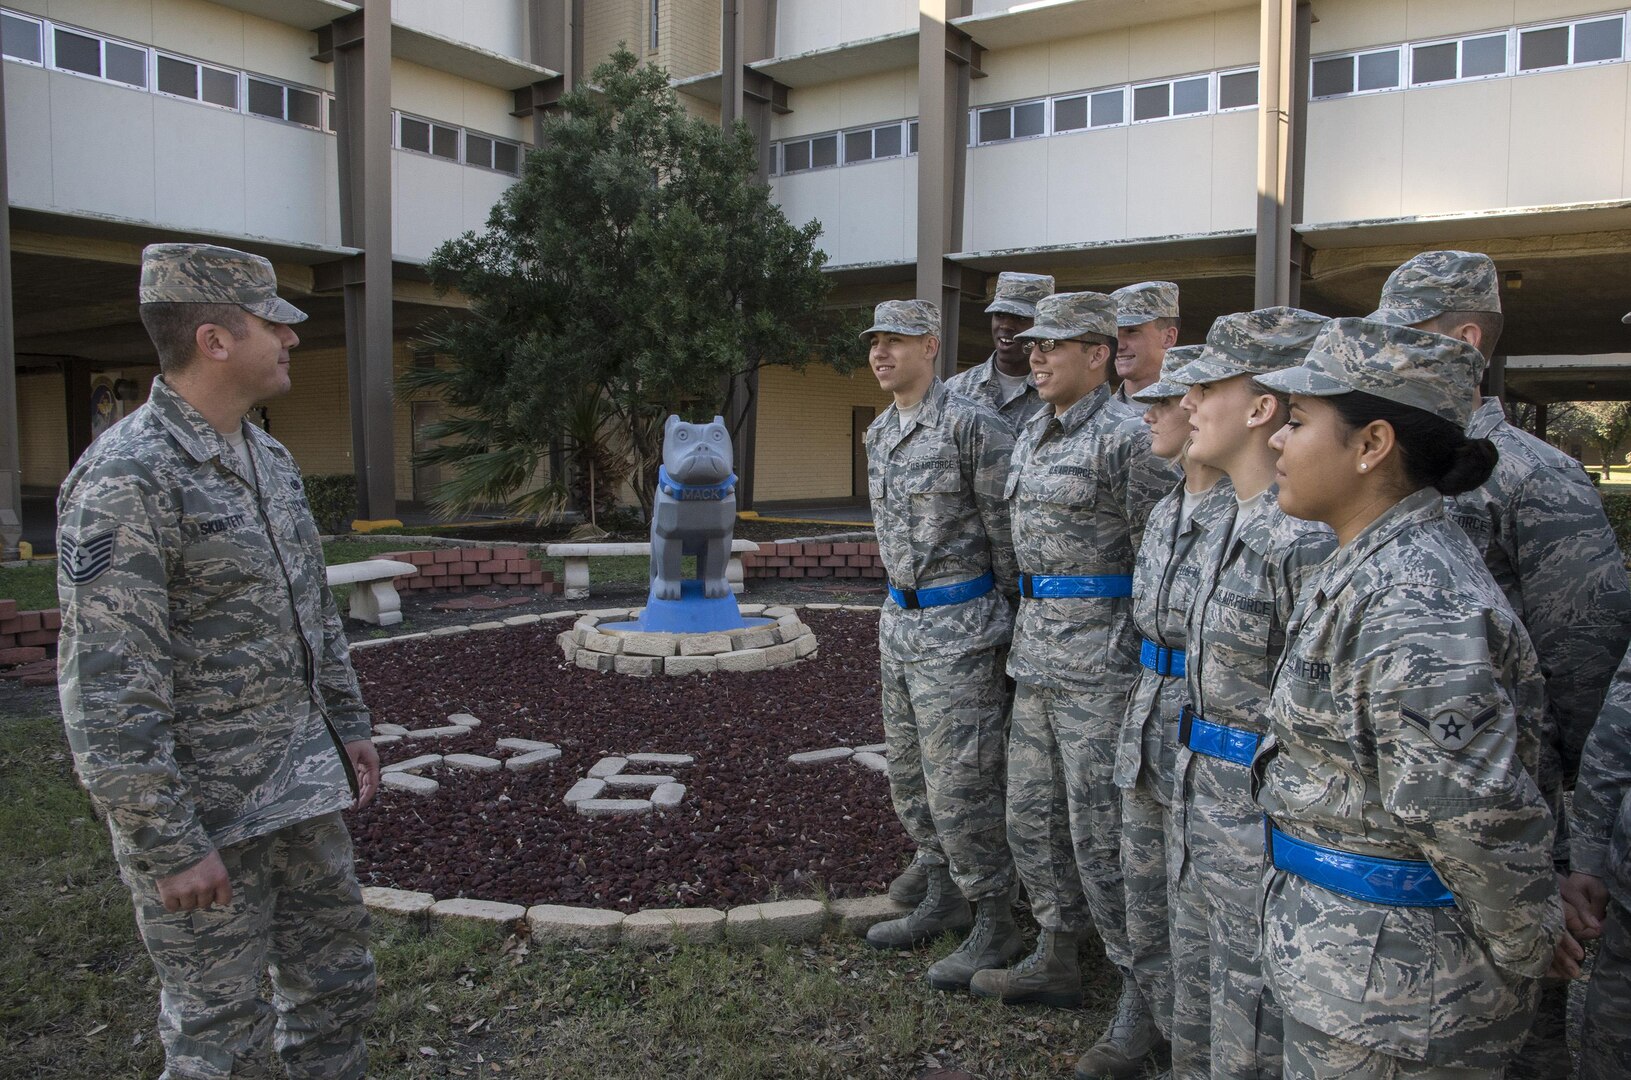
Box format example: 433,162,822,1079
1400,705,1500,751
60,530,116,586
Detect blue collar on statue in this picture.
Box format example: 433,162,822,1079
658,466,736,501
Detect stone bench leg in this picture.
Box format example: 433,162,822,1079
727,554,745,595
348,580,404,627
562,557,591,600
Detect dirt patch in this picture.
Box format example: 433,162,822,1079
347,608,909,911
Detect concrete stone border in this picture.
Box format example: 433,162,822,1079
360,886,910,948
556,604,822,676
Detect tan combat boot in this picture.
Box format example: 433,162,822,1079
1073,975,1164,1079
887,853,932,906
966,928,1083,1008
865,865,972,949
924,892,1026,992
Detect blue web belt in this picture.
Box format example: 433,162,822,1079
1017,573,1133,599
1266,820,1457,908
887,571,994,611
1179,706,1260,766
1140,639,1186,678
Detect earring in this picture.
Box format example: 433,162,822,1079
1359,463,1369,472
1246,419,1255,428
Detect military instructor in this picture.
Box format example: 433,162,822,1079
56,243,378,1079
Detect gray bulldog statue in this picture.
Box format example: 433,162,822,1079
650,414,737,601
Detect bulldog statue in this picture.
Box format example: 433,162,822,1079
650,414,736,601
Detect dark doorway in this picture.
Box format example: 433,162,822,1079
851,406,874,506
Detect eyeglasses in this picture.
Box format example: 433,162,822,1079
1020,338,1089,355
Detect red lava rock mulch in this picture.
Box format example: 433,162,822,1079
347,608,912,912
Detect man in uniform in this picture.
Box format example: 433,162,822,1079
1111,281,1181,410
944,271,1052,428
858,300,1026,995
56,243,378,1080
968,293,1178,1079
1373,251,1631,1078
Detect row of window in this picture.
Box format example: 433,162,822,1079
0,9,525,175
771,65,1258,176
1311,10,1629,99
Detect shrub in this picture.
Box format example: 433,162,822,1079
304,474,357,534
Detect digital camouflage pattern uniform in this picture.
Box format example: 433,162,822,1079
1574,645,1631,1080
1003,293,1179,965
1111,344,1233,1041
57,244,375,1080
945,270,1052,427
864,301,1021,904
1256,319,1563,1078
1110,280,1180,414
1372,250,1630,1078
1168,308,1335,1080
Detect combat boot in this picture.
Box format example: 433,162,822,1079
966,928,1083,1008
888,852,932,906
1073,975,1164,1079
865,866,971,949
924,892,1026,992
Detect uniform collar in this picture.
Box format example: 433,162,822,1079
1313,487,1444,603
146,375,262,485
881,378,949,452
1034,382,1110,437
1466,396,1505,439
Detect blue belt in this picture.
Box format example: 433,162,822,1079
1018,573,1133,599
887,571,994,611
1267,820,1457,908
1140,639,1185,678
1180,706,1260,766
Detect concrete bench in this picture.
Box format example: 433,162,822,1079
326,559,418,627
544,540,759,600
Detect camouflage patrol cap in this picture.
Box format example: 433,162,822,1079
1131,344,1203,402
1112,281,1180,327
1171,306,1328,385
1014,292,1117,342
985,271,1054,318
861,299,941,338
1369,250,1501,325
138,243,308,324
1256,316,1481,428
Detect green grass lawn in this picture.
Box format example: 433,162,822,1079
1,704,1114,1078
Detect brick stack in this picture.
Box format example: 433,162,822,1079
380,546,564,594
738,541,887,582
0,600,62,686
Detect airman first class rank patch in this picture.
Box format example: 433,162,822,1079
1400,705,1500,751
60,530,116,585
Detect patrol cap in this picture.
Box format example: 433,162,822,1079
1256,316,1481,428
985,271,1054,318
1130,344,1203,402
1171,307,1328,385
861,299,941,339
1014,291,1118,342
138,243,308,324
1112,281,1180,327
1368,250,1501,325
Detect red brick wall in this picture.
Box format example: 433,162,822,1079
381,546,563,594
0,600,60,684
739,541,887,581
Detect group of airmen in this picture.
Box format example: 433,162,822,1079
859,249,1631,1080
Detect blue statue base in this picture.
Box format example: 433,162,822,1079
600,580,773,634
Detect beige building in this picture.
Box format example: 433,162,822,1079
6,1,1631,552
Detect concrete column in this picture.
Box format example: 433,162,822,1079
331,3,396,520
1254,0,1310,307
527,0,582,144
917,0,974,379
0,58,20,558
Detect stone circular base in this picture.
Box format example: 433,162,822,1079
558,604,818,675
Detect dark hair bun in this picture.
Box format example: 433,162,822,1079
1434,437,1497,496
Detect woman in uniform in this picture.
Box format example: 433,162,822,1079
1255,316,1573,1079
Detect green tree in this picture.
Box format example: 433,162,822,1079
403,48,858,518
1549,400,1631,476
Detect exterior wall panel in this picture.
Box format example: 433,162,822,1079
4,63,54,208
1508,63,1627,207
50,75,157,223
18,371,68,488
392,0,528,63
1398,81,1512,216
1303,93,1406,223
152,94,248,238
754,363,893,504
774,0,915,60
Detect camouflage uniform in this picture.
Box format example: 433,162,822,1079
1110,281,1180,414
946,271,1051,427
1373,250,1631,1078
57,245,375,1080
1167,309,1335,1080
1257,318,1563,1079
1004,293,1179,961
865,302,1020,903
1575,646,1631,1080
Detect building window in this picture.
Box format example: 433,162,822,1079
156,53,239,109
51,25,146,87
246,75,323,129
1410,32,1509,85
1,11,41,64
398,113,461,161
974,99,1046,145
842,121,905,164
1131,75,1209,122
650,0,660,51
464,130,524,175
908,119,919,154
1218,68,1259,111
1520,15,1625,71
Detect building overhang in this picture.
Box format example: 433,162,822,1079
951,229,1257,275
951,0,1254,51
389,25,557,90
751,30,919,88
209,0,357,33
1297,199,1631,251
